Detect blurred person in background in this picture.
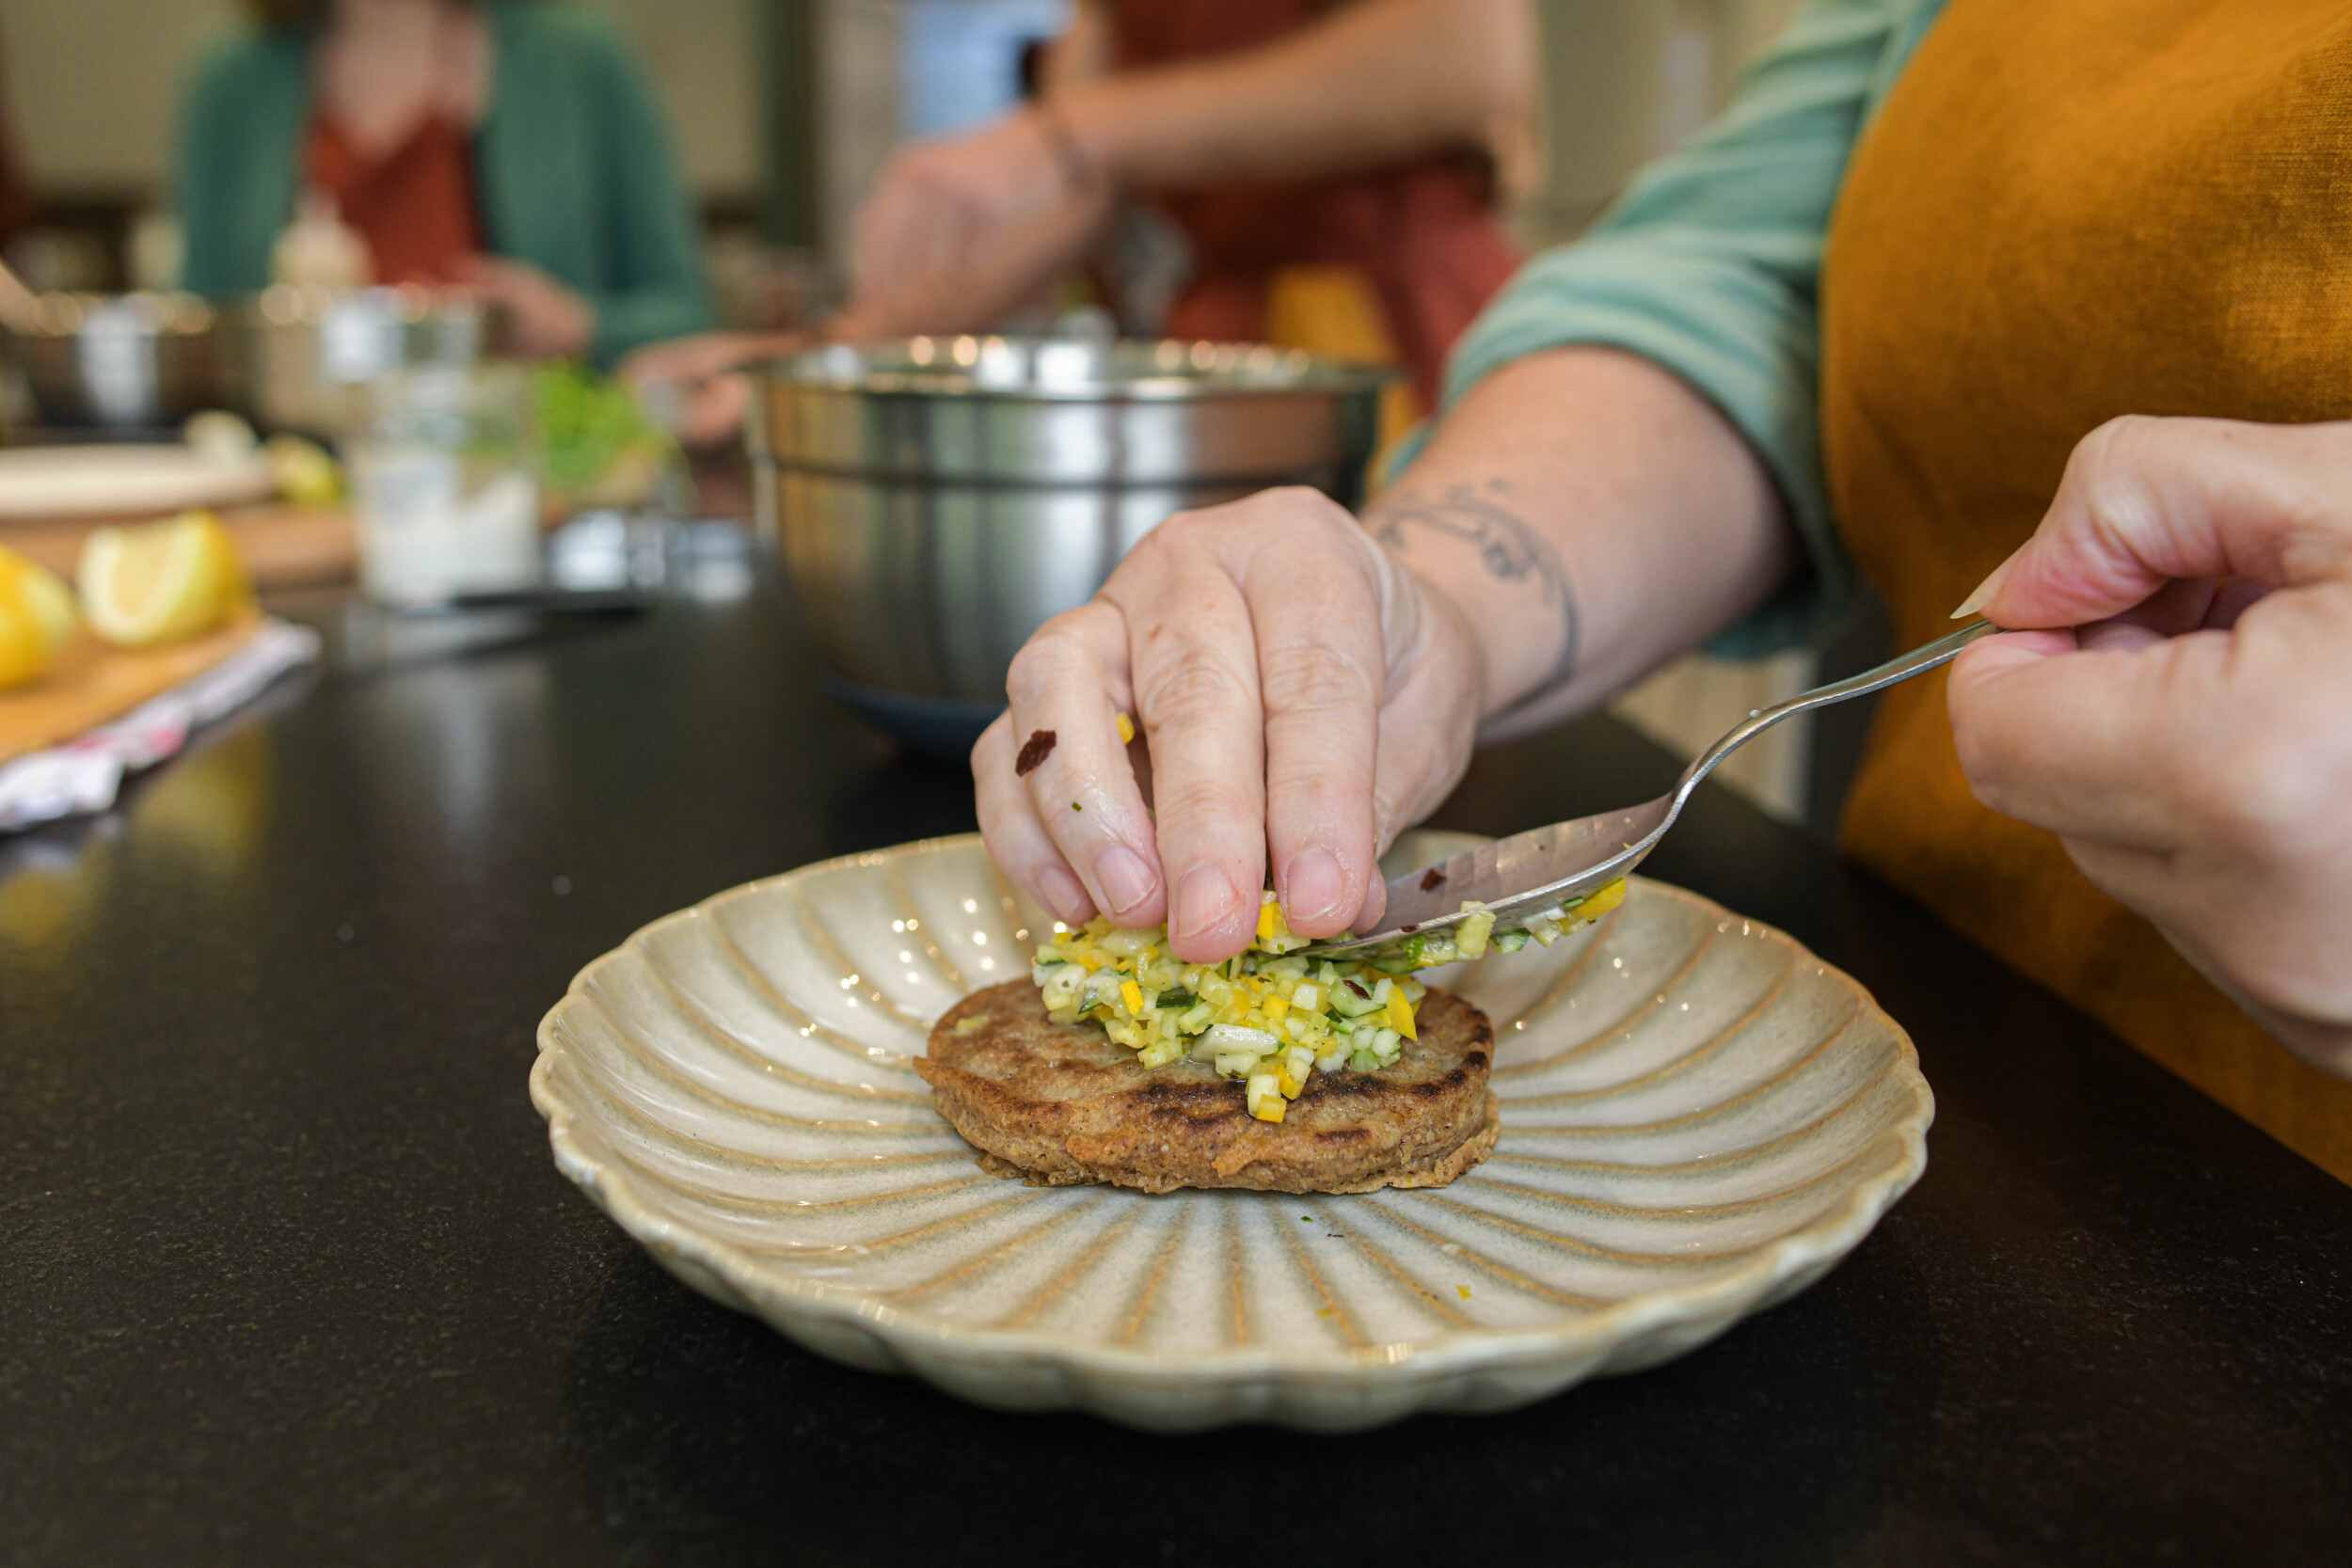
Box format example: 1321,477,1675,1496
176,0,712,363
629,0,1534,446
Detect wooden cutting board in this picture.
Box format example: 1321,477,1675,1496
0,504,358,592
0,612,264,765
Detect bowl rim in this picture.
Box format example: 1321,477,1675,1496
757,335,1396,404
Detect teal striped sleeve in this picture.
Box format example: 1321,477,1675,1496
1441,0,1944,655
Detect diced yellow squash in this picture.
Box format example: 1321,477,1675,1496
1385,989,1417,1040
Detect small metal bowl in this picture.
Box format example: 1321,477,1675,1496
3,291,233,431
754,336,1390,756
233,283,500,440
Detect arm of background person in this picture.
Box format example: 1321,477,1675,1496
1048,0,1536,193
575,22,716,363
975,0,1947,958
174,33,304,294
834,0,1537,340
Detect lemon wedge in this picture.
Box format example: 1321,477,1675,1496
264,434,342,505
0,545,80,689
78,510,252,649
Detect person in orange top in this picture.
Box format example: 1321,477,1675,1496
630,0,1534,445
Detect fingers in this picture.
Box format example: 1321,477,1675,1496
1964,417,2352,629
1946,627,2228,847
678,372,751,450
618,331,800,388
1104,528,1268,961
1237,492,1389,939
974,714,1094,926
447,255,514,289
978,493,1486,963
1001,599,1167,930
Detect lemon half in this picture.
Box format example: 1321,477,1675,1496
0,545,80,689
78,510,252,649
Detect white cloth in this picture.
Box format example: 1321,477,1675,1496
0,620,322,832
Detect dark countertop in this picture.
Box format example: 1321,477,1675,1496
4,576,2346,1567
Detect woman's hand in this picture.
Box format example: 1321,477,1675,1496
973,488,1485,964
452,256,595,361
616,330,805,449
1947,416,2352,1075
834,108,1112,341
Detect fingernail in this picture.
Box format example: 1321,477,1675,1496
1172,865,1240,946
1283,847,1346,927
1038,864,1092,925
1093,844,1155,918
1951,558,2012,620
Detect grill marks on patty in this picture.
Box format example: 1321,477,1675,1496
916,980,1500,1195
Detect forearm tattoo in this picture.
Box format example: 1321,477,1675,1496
1364,479,1581,702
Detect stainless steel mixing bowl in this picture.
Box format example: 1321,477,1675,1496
3,292,234,429
754,336,1389,755
234,283,498,439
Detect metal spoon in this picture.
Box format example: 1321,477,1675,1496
1307,620,2003,954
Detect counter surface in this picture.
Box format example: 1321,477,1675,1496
5,580,2346,1566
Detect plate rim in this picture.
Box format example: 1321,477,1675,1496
532,832,1933,1386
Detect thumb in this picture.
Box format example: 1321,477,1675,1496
1958,416,2352,628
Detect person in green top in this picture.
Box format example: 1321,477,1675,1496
176,0,713,365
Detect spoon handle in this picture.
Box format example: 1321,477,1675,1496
1674,620,2003,803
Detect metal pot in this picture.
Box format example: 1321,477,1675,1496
234,283,498,440
754,336,1389,754
3,292,233,430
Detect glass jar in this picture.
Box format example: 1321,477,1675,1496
348,363,540,605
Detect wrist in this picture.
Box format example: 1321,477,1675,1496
1041,82,1126,191
1360,481,1577,722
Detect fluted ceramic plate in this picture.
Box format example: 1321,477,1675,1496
532,832,1931,1432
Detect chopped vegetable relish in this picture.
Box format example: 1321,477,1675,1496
1031,879,1628,1122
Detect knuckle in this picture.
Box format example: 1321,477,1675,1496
1138,647,1251,730
1126,505,1219,560
2074,414,2161,478
1151,772,1260,837
1265,483,1352,521
1135,486,1353,554
2064,417,2161,523
1004,610,1101,705
1259,640,1375,720
1257,487,1366,556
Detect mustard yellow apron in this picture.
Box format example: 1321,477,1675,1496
1822,0,2352,1181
